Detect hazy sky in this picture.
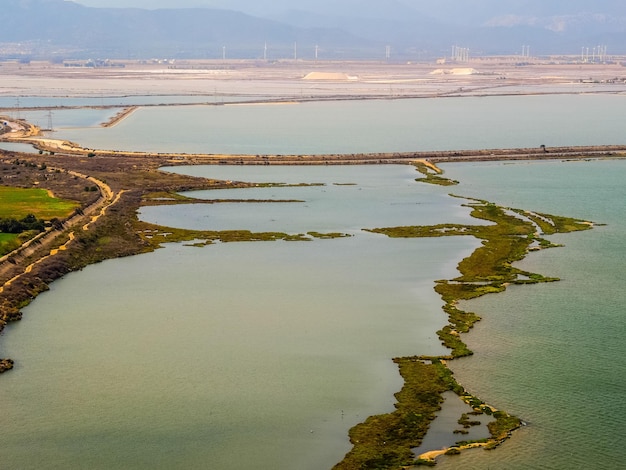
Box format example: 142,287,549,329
74,0,212,7
73,1,321,11
70,0,626,15
71,0,425,21
70,0,626,25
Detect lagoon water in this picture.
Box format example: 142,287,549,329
145,160,626,470
436,159,626,469
52,94,626,154
1,96,625,469
0,142,39,153
1,164,484,469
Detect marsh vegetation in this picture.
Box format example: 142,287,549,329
337,190,592,467
0,147,597,469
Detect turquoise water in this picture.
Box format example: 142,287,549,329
434,159,626,469
53,94,626,154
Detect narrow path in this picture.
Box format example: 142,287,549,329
101,106,138,127
0,172,116,294
3,116,626,163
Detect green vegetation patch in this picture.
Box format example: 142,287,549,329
335,196,592,467
135,220,313,247
0,186,78,219
414,162,459,186
255,182,325,188
0,214,49,255
334,358,456,470
334,355,521,469
141,191,303,206
0,233,20,256
136,224,354,246
366,197,592,357
485,411,523,449
335,356,521,468
307,231,353,239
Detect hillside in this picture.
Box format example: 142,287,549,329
2,0,626,60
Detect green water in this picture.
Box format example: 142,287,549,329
434,159,626,469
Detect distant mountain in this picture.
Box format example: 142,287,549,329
262,0,626,56
0,0,367,59
227,0,626,56
2,0,626,60
407,0,626,25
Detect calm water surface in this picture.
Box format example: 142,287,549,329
0,165,481,469
53,94,626,154
143,165,480,233
1,96,625,468
435,159,626,469
1,96,266,131
0,142,39,153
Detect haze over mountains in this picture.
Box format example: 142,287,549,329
2,0,626,60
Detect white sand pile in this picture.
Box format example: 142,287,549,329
430,68,479,75
302,72,358,81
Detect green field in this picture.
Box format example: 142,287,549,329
0,232,20,256
0,187,78,219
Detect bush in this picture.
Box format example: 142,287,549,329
0,214,45,233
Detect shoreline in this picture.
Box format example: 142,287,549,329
1,119,624,165
1,60,623,466
101,106,138,127
0,118,613,466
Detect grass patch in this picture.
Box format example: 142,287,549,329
367,198,592,357
0,186,78,219
255,182,325,188
334,358,456,470
141,191,304,206
135,221,311,247
336,196,594,466
414,162,459,186
0,233,20,256
307,231,352,239
485,412,523,449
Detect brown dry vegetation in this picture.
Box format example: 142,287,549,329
0,149,249,350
